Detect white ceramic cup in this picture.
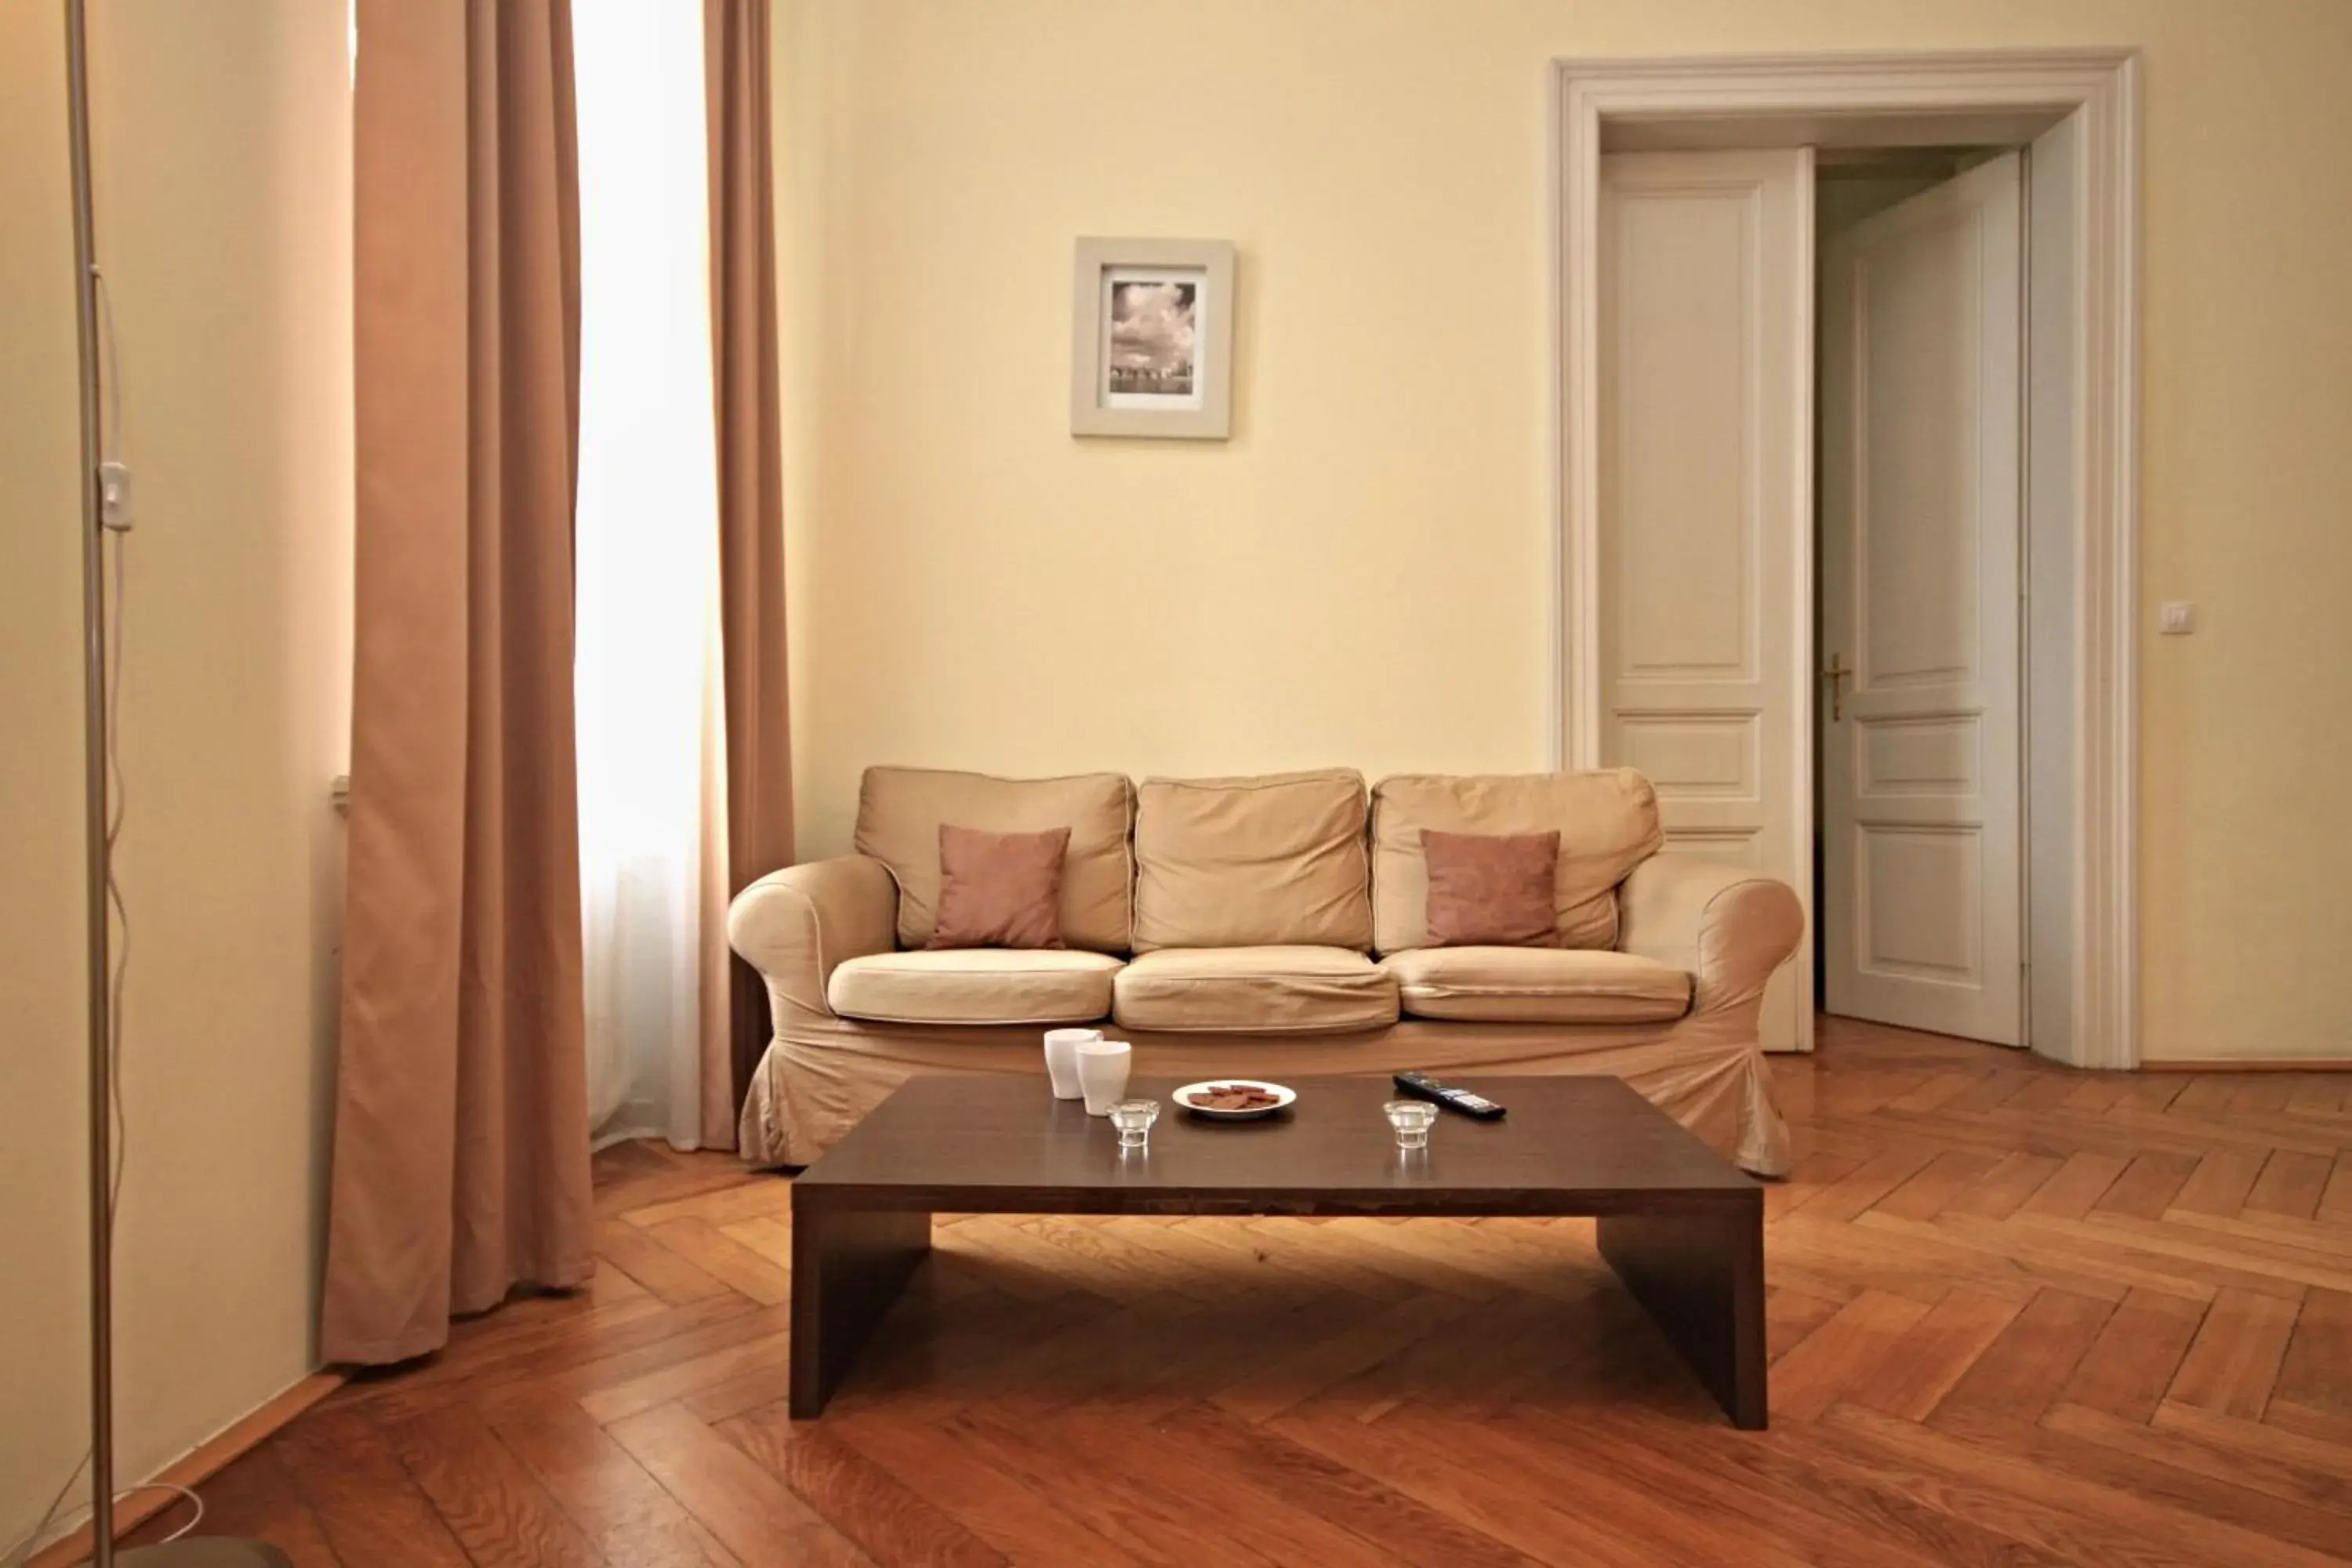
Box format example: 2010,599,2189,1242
1076,1039,1134,1116
1042,1028,1100,1099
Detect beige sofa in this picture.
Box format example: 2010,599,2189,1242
729,766,1802,1175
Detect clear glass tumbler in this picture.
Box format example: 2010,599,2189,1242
1109,1098,1161,1150
1383,1099,1438,1151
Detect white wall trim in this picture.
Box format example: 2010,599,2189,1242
1543,64,1568,772
1552,48,2141,1070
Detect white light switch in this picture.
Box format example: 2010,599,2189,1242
2158,601,2195,635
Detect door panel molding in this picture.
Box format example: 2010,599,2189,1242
1598,148,1812,1054
1552,49,2141,1070
1617,711,1761,800
1823,152,2024,1047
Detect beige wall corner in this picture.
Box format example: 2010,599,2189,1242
0,0,353,1551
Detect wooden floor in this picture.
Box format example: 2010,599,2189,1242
136,1019,2352,1566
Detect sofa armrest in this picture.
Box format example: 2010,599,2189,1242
728,855,899,1020
1617,856,1803,1014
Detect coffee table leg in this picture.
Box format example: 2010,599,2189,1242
789,1203,931,1418
1595,1200,1766,1429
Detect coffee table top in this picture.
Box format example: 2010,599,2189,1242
794,1075,1757,1218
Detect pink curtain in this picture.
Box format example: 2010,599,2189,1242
323,0,593,1365
706,0,796,1131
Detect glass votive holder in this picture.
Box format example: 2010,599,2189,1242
1383,1100,1439,1151
1109,1098,1161,1150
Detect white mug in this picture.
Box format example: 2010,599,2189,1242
1076,1039,1133,1116
1042,1028,1100,1099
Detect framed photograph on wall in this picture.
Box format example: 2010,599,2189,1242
1070,237,1236,440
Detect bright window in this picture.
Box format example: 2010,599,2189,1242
572,2,722,1146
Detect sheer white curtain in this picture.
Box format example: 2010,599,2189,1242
573,2,724,1148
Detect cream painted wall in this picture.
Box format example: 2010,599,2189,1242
0,1,351,1550
774,0,2352,1062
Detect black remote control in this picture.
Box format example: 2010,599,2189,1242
1393,1072,1506,1120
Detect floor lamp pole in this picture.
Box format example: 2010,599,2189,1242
64,0,118,1558
62,5,287,1564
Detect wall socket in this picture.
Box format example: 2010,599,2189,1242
2158,601,2196,635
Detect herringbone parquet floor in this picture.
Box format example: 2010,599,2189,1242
130,1018,2352,1565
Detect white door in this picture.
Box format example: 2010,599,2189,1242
1820,153,2024,1045
1598,150,1813,1052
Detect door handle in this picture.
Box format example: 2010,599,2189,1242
1822,653,1852,721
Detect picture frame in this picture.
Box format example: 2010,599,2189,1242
1069,237,1236,440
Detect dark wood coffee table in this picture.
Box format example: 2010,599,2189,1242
789,1074,1766,1427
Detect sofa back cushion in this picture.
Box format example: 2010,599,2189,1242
1370,770,1664,953
1131,770,1372,951
855,767,1134,953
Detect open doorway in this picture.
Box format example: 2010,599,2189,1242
1813,146,2061,1054
1562,51,2140,1069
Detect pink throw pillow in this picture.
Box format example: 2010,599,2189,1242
1421,828,1559,947
927,824,1070,949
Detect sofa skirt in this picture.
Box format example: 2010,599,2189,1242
739,1010,1792,1178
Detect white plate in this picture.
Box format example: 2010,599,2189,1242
1171,1079,1298,1120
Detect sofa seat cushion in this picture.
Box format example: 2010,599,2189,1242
1112,946,1399,1035
1381,946,1690,1024
828,949,1122,1026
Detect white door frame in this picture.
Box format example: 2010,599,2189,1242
1551,49,2142,1070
